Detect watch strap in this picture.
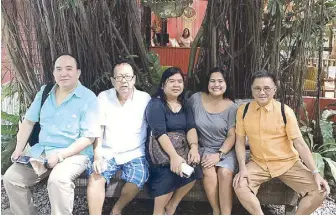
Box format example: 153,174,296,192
311,169,319,175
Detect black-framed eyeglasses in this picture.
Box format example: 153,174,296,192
112,75,135,82
252,86,276,93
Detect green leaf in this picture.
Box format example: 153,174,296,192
125,55,139,59
1,137,16,175
323,158,336,183
147,51,163,85
320,147,336,155
1,84,18,101
320,120,335,144
1,111,20,125
303,133,314,150
1,125,18,136
321,109,336,121
312,152,325,177
317,142,336,151
300,125,313,133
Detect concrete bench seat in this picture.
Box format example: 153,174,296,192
74,151,299,214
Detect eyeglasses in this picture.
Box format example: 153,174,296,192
112,75,135,82
252,86,276,93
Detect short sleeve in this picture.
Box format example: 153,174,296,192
79,96,101,138
144,93,151,110
235,104,246,137
145,99,167,138
185,99,196,131
284,105,302,140
97,92,108,126
188,93,198,108
227,104,238,131
24,85,46,122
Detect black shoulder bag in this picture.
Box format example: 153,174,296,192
27,84,53,146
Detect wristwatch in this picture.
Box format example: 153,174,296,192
219,151,226,160
57,153,64,163
311,169,319,175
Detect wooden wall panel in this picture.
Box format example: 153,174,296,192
150,47,200,74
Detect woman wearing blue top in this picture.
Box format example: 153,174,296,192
145,67,202,215
189,67,238,214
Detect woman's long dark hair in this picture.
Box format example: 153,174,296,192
154,67,185,106
182,28,190,38
203,67,235,102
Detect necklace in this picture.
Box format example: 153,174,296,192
167,101,181,113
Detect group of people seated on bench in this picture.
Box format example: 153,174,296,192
3,53,330,215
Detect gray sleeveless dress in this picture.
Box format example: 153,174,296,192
189,92,238,172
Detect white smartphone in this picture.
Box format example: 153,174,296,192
181,163,194,178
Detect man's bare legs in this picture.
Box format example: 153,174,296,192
295,190,327,215
111,183,140,215
88,175,140,215
234,178,264,215
87,174,107,215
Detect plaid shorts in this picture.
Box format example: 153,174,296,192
87,156,149,188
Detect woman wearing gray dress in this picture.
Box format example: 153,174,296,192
189,67,238,215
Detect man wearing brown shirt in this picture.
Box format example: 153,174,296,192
233,70,330,215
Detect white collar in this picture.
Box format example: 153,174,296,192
109,88,137,106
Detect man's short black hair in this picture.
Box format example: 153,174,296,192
53,53,80,69
111,58,136,77
251,70,278,86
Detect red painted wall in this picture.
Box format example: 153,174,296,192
302,97,336,122
150,47,200,73
166,0,208,39
151,0,208,40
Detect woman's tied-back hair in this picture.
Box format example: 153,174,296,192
154,67,185,106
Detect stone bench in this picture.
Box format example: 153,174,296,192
74,151,299,215
75,176,298,214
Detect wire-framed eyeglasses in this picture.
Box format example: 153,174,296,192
112,75,135,82
252,86,276,93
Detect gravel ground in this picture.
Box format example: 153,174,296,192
1,179,335,215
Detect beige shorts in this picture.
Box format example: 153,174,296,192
246,160,318,197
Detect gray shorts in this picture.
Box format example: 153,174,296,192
200,148,238,173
